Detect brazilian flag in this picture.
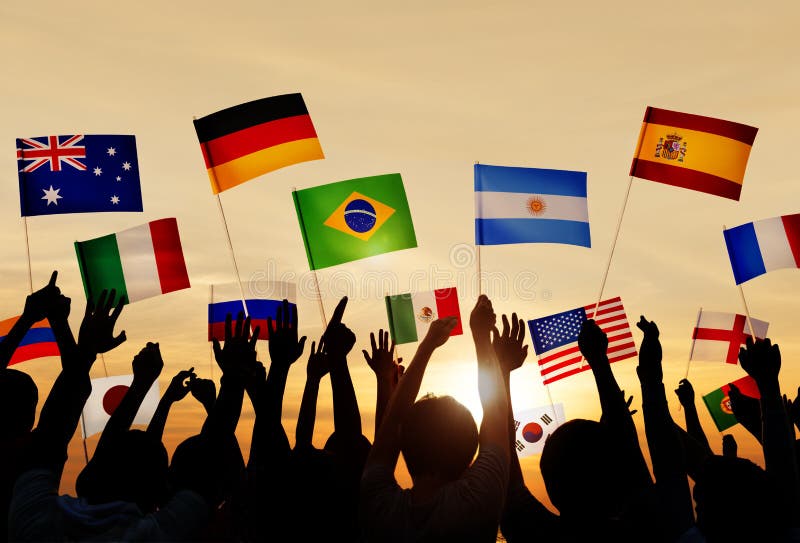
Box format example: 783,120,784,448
293,173,417,269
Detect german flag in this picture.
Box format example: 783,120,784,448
194,93,324,194
630,107,757,201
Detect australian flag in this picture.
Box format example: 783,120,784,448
17,134,143,216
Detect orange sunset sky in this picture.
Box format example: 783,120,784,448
2,1,800,508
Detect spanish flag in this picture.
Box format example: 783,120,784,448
194,93,324,194
630,107,757,201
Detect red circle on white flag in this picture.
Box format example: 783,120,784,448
102,385,129,415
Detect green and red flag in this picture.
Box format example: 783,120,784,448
702,375,760,431
385,287,462,344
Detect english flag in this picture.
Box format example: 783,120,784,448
690,309,768,364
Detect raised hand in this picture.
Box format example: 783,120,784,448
469,294,496,338
164,367,196,403
635,316,662,384
421,316,458,349
577,319,608,365
267,299,307,368
78,289,126,356
785,387,800,431
190,377,216,412
728,382,763,442
722,434,738,458
132,342,164,384
323,297,356,360
739,336,781,386
212,312,259,378
624,391,638,416
674,379,695,408
363,330,400,381
22,270,61,323
493,313,528,375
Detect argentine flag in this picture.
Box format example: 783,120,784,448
474,164,591,247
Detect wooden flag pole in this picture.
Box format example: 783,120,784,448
684,307,703,381
80,414,90,464
543,380,559,425
209,284,215,380
474,161,483,297
99,353,109,378
594,175,635,314
722,225,757,340
311,269,328,328
293,187,328,327
23,217,33,293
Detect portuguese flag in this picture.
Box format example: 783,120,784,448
701,375,760,431
75,218,190,305
293,173,417,270
385,287,462,344
630,106,757,201
194,93,324,194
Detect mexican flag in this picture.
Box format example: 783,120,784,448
385,287,462,344
701,375,760,431
75,218,190,305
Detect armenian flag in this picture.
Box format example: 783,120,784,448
0,316,59,365
194,93,324,194
630,107,758,201
293,174,417,269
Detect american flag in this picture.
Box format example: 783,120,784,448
528,296,637,385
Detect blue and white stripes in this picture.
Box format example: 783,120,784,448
474,164,591,247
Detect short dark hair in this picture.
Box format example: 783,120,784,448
399,395,478,481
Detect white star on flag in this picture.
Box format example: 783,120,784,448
107,147,116,156
116,176,121,181
93,167,102,176
41,185,62,206
110,195,120,205
122,162,131,171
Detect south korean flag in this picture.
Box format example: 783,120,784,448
513,403,565,457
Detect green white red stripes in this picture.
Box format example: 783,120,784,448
75,218,191,304
385,287,462,344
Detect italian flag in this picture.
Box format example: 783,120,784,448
75,218,191,305
385,287,462,344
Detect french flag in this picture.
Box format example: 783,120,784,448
724,214,800,284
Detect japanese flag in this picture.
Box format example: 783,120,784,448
513,403,565,457
81,375,160,438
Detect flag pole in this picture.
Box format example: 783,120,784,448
99,353,108,378
80,414,90,464
544,381,559,425
722,225,756,340
23,217,33,293
209,284,215,380
684,307,703,380
594,175,635,314
293,187,328,327
474,161,483,297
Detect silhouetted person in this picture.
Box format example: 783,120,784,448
360,295,509,542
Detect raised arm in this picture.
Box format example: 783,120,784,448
366,316,457,469
147,367,195,440
323,297,362,443
363,329,403,435
472,296,508,455
636,316,695,540
739,337,800,526
295,338,329,451
674,378,712,455
0,271,61,369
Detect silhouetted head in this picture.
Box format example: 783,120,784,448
541,419,630,519
169,433,245,507
0,369,38,438
76,430,168,513
399,394,478,482
694,455,783,543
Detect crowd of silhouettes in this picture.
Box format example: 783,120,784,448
1,272,800,541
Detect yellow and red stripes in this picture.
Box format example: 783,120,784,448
630,106,758,201
194,93,324,194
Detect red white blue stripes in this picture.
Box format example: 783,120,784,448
723,214,800,284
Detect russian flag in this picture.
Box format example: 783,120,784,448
0,316,59,365
724,214,800,284
208,281,296,341
474,164,591,247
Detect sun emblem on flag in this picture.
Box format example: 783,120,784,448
654,133,687,162
526,196,546,216
417,306,435,323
